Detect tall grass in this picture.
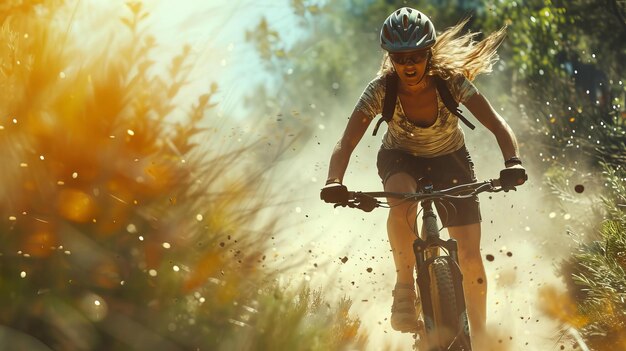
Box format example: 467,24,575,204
539,163,626,350
0,2,366,350
556,165,626,350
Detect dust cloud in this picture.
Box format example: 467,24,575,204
263,76,591,350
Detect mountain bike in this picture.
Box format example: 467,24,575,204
334,169,524,351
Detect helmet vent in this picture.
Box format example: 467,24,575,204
402,15,409,30
423,21,431,35
383,26,392,42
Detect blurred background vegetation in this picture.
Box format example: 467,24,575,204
0,1,366,350
0,0,624,350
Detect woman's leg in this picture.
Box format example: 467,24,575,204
384,172,418,285
384,172,422,332
447,223,486,336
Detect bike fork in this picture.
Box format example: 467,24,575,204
413,200,471,350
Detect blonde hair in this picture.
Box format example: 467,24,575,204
378,18,507,81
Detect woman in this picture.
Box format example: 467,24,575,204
320,7,527,339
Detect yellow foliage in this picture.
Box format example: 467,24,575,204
0,3,368,350
184,251,224,292
23,228,56,257
91,259,121,289
56,188,97,223
538,285,589,329
0,0,204,238
144,161,174,192
217,278,241,305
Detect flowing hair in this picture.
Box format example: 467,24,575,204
378,18,507,81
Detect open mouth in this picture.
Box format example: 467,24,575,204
405,70,417,78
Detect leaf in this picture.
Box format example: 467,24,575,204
197,93,210,108
120,17,134,30
126,1,142,15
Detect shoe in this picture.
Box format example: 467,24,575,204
390,282,420,333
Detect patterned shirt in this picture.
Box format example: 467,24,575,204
354,74,478,157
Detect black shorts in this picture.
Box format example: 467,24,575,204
376,145,481,227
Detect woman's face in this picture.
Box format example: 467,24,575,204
389,49,430,86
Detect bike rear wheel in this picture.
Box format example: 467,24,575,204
430,257,471,350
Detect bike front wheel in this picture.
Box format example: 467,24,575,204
429,257,472,350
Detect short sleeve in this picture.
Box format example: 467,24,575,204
446,74,478,104
353,76,385,120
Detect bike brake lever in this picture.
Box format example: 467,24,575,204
357,200,378,212
354,194,379,212
334,201,359,209
334,199,379,212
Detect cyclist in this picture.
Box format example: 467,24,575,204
320,7,527,342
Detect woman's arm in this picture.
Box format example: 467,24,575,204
464,91,520,164
325,109,372,184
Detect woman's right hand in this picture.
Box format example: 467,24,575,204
320,183,349,203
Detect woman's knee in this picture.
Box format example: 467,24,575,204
385,172,418,219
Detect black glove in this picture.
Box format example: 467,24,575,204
320,183,349,203
500,165,528,190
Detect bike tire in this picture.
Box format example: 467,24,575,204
430,257,472,350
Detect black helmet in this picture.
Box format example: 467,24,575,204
380,7,436,53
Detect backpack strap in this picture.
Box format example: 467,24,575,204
372,73,398,136
434,76,476,130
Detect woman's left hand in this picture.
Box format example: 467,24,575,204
500,165,527,189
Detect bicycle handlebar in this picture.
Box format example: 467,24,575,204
335,178,509,212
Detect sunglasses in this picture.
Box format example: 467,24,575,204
389,50,430,65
